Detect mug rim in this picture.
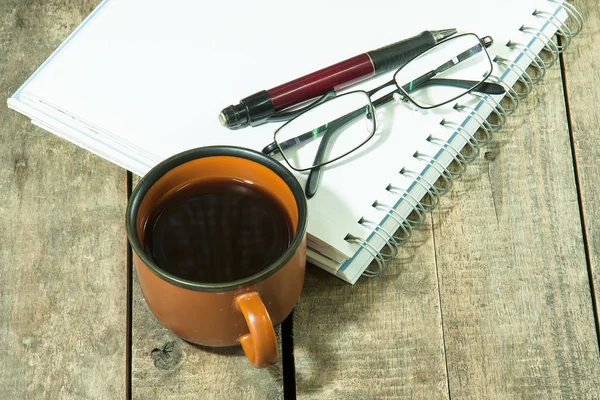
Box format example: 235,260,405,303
126,145,308,292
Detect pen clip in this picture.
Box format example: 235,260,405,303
266,91,337,123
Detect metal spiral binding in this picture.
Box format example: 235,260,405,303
440,119,486,155
548,0,583,37
372,201,413,245
358,217,399,261
453,103,496,139
470,92,508,130
427,135,475,174
507,41,547,83
533,10,572,51
519,25,559,68
427,136,469,176
353,0,581,279
399,168,441,211
487,74,520,115
345,234,385,277
386,184,428,228
414,151,454,190
494,56,534,99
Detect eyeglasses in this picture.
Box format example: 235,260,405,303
261,33,504,197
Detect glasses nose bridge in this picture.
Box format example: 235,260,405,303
366,78,400,98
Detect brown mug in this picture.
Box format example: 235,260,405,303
126,146,307,368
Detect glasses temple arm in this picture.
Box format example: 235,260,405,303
262,129,321,155
305,103,384,197
305,106,373,197
404,78,505,95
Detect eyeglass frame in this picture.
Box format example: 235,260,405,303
262,33,499,197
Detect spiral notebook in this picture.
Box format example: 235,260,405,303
7,0,582,283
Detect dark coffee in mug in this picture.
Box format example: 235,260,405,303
143,177,293,283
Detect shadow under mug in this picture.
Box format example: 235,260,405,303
126,146,308,368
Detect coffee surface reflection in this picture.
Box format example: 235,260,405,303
144,178,292,283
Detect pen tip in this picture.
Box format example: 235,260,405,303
218,112,228,127
432,28,458,42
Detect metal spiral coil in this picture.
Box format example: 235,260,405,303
386,184,428,228
470,92,508,131
345,234,386,278
507,40,547,83
399,168,442,211
519,25,560,69
548,0,582,37
372,201,413,245
427,136,469,176
358,218,399,261
494,56,534,99
453,102,497,139
486,74,520,115
440,119,486,156
414,151,455,190
533,10,572,51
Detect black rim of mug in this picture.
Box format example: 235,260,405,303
126,145,308,292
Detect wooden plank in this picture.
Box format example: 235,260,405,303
130,175,285,400
562,0,600,329
0,1,128,398
432,9,600,398
294,227,449,399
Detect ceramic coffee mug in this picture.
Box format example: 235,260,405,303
126,146,307,368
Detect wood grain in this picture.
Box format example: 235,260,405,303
432,3,600,397
0,1,128,398
129,176,285,400
293,227,449,399
561,0,600,331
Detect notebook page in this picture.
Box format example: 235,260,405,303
10,0,550,264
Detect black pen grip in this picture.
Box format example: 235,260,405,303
368,31,435,74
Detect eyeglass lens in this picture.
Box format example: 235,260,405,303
394,34,492,108
274,91,376,171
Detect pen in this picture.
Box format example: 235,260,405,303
219,28,457,129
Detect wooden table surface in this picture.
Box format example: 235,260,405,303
1,1,599,399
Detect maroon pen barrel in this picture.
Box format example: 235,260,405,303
266,54,374,111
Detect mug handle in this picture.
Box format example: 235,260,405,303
235,292,278,368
